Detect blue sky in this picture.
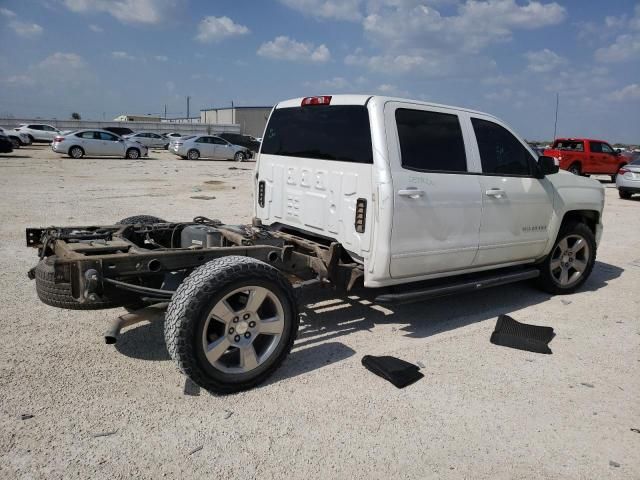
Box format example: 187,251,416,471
1,0,639,142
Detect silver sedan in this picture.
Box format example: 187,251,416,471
170,135,252,161
51,129,149,159
123,132,168,149
616,155,640,199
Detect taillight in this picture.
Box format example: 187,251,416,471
355,198,367,233
301,96,332,106
54,136,64,142
258,181,265,208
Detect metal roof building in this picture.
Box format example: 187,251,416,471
200,106,272,137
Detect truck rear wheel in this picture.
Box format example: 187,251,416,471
116,215,166,225
536,222,596,295
164,256,299,394
567,163,581,176
35,257,129,310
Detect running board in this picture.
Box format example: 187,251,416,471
375,268,540,305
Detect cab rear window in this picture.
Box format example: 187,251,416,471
261,105,373,164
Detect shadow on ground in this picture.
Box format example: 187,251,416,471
114,261,623,388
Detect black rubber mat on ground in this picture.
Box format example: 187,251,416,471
490,315,555,354
361,355,424,388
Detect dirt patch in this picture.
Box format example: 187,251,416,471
190,195,217,200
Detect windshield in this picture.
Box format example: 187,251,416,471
261,105,373,163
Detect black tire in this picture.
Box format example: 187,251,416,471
187,149,200,160
35,257,127,310
69,146,84,159
10,138,20,149
27,134,34,143
567,163,581,175
619,190,632,199
164,256,299,394
116,215,166,225
125,148,140,159
536,222,596,295
234,151,246,162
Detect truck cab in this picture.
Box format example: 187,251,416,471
255,95,604,288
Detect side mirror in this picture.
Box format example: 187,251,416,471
538,155,559,176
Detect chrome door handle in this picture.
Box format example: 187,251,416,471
398,188,425,199
485,188,506,198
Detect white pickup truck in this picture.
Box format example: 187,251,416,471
26,95,605,393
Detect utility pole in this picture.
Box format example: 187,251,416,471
164,104,167,119
186,96,191,119
231,100,234,124
553,93,559,140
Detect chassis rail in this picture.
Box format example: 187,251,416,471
26,218,363,307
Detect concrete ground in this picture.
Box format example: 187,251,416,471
0,145,638,479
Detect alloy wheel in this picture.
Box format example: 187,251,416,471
201,286,285,374
549,234,590,287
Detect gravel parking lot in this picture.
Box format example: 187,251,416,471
1,145,638,479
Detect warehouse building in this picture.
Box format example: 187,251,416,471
200,106,272,137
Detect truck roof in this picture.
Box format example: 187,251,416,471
554,138,609,143
275,94,500,120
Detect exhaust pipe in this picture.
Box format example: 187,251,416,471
104,303,168,344
104,314,144,344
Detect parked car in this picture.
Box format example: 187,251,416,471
0,132,13,153
123,132,168,149
218,133,261,152
0,127,30,148
25,94,605,394
15,123,60,142
170,135,252,161
616,155,640,199
104,126,135,137
543,138,628,181
163,132,183,139
51,129,148,159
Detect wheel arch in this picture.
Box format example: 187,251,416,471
560,209,600,235
68,145,85,156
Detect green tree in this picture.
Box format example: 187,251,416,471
71,112,81,120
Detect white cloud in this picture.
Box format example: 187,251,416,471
4,74,35,86
0,7,16,17
278,0,362,21
9,21,43,38
111,51,136,60
376,83,410,96
525,48,566,73
606,84,640,102
303,77,351,90
345,51,450,75
154,55,168,61
595,33,640,62
257,36,330,63
88,24,103,32
63,0,181,25
363,0,566,54
39,52,85,70
195,16,249,43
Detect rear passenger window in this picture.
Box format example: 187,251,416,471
395,109,467,172
471,118,535,176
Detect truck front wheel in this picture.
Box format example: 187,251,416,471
567,163,581,176
536,222,596,295
164,256,299,394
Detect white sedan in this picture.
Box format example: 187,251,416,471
123,132,168,149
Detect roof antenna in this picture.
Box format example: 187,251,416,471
553,92,559,140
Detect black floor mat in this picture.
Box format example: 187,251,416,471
361,355,424,388
490,315,555,354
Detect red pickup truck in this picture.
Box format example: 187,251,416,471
543,138,628,181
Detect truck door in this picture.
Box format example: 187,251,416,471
468,116,554,266
386,103,482,279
